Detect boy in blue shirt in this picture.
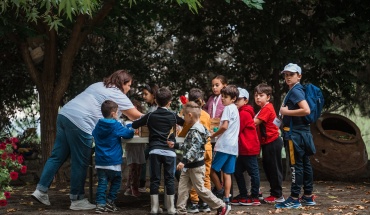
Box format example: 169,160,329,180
276,63,317,209
92,100,134,213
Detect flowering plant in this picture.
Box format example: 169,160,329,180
0,137,27,206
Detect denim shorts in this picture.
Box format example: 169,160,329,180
211,151,236,174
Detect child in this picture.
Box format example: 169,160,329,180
168,101,229,215
276,63,316,209
253,84,285,204
178,88,212,213
124,100,146,197
92,100,135,213
210,85,240,211
139,83,159,192
231,88,261,206
203,75,228,193
132,87,184,215
203,75,228,119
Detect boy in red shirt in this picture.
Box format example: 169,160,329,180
231,88,261,206
254,84,285,204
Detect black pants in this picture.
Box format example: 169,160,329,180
261,137,283,198
234,155,260,197
149,153,176,195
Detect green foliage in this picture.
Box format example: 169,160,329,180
68,0,369,116
0,41,37,135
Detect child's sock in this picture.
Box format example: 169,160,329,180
223,197,229,203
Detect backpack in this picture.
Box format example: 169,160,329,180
284,83,325,124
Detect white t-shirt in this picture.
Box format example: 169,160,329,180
214,103,240,156
59,82,134,135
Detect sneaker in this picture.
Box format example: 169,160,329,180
264,195,285,203
124,188,132,196
216,204,231,215
198,202,211,212
212,188,225,199
230,195,248,205
70,198,96,210
258,192,264,201
138,187,147,193
250,197,261,206
187,203,199,213
31,189,51,206
275,196,301,209
106,202,119,212
300,195,316,206
95,205,107,214
276,196,285,203
230,195,241,205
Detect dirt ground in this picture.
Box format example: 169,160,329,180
1,179,370,215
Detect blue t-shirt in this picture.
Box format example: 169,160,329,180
283,83,308,126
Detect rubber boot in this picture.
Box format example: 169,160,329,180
166,194,176,215
150,195,160,214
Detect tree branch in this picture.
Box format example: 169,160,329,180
55,0,116,98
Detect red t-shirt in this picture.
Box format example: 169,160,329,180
256,103,279,144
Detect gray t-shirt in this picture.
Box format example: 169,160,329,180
59,82,134,135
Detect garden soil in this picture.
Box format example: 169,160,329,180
1,179,370,215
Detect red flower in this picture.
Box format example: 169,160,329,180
180,95,188,104
9,153,16,161
11,142,17,150
21,165,27,174
10,171,18,180
4,192,10,199
1,153,7,160
17,155,24,164
1,162,6,167
0,143,5,150
0,199,7,206
9,137,19,144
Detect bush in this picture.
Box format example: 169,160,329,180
0,137,27,206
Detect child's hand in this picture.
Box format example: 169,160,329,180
167,140,175,148
280,106,288,115
177,162,184,171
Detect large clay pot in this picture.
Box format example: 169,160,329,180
310,113,368,180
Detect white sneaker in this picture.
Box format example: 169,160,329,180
31,189,51,206
70,198,95,210
138,187,147,193
276,196,286,203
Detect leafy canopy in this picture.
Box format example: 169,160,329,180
0,0,264,31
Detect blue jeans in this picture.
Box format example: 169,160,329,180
234,155,260,197
36,114,93,200
96,168,122,206
286,125,314,197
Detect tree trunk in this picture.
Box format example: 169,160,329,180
39,92,59,165
19,1,116,183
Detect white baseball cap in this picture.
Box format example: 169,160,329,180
281,63,302,75
237,87,249,100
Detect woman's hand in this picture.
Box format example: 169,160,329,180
177,162,184,171
167,140,174,148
